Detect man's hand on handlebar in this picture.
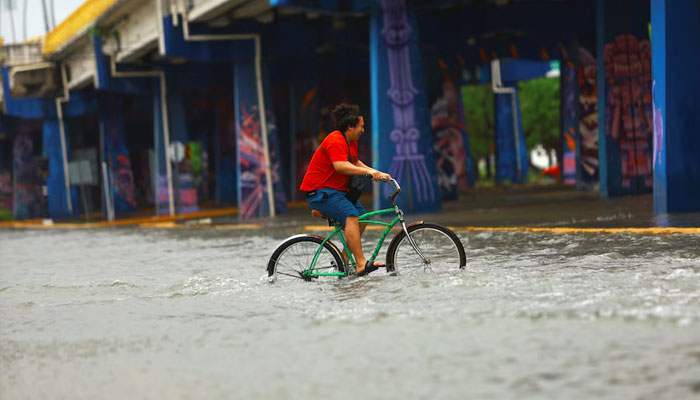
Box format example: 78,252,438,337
368,169,392,182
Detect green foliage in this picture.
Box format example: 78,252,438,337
461,84,494,161
518,77,560,153
0,208,12,222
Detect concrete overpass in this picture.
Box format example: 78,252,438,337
0,0,698,221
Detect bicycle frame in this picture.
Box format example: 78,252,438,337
303,205,402,278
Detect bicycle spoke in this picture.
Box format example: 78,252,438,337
391,226,464,275
268,237,343,283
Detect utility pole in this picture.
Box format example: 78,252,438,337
49,0,56,30
22,0,26,40
40,0,49,34
6,0,17,43
48,0,55,30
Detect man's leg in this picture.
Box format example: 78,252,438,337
344,217,384,275
342,222,367,266
344,216,368,274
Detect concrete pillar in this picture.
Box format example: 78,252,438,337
651,0,700,213
152,81,171,216
43,118,74,218
597,0,654,197
233,59,287,218
99,96,138,213
560,48,580,186
370,0,440,213
596,0,612,198
493,86,528,184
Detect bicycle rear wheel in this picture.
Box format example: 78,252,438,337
267,234,345,283
385,222,466,275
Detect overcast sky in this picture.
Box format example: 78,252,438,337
1,0,85,44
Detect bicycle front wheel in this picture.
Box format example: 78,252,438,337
385,222,466,275
267,235,345,283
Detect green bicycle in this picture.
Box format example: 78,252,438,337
267,179,466,282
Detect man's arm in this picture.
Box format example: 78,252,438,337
356,160,372,170
333,160,391,181
332,161,374,176
357,160,391,181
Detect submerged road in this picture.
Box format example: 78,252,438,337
1,225,699,399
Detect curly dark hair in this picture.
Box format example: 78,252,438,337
332,103,361,133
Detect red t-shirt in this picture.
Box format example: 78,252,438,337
300,130,359,192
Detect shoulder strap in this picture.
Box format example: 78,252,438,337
339,131,353,163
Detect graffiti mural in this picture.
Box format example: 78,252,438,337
103,99,138,212
431,74,472,200
604,34,653,190
381,0,437,205
235,100,287,219
12,132,45,220
561,61,578,185
106,140,137,213
578,47,599,183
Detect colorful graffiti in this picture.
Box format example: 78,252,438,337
12,132,45,220
431,75,472,200
380,0,437,205
236,101,287,218
578,47,599,183
108,147,137,212
604,34,653,190
104,100,138,212
561,61,578,185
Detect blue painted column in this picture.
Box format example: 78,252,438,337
100,96,139,213
493,85,528,184
596,0,612,198
152,80,171,215
370,0,440,213
651,0,700,213
43,117,75,218
166,87,199,214
560,49,580,186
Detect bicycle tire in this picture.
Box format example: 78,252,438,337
385,222,466,275
267,234,345,283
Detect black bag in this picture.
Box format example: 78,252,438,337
346,175,371,204
341,132,370,204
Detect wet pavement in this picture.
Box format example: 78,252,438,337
1,186,699,399
211,185,700,230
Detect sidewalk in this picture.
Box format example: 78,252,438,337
2,185,699,233
214,184,700,233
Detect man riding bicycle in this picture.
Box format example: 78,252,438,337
300,103,392,276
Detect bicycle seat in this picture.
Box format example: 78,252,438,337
311,209,338,227
311,209,327,219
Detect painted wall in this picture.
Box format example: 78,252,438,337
578,46,599,185
371,0,441,213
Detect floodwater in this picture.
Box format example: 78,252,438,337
1,227,699,399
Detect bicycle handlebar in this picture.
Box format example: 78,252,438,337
363,175,401,203
386,178,401,202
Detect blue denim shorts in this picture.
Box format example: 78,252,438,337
306,188,367,227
